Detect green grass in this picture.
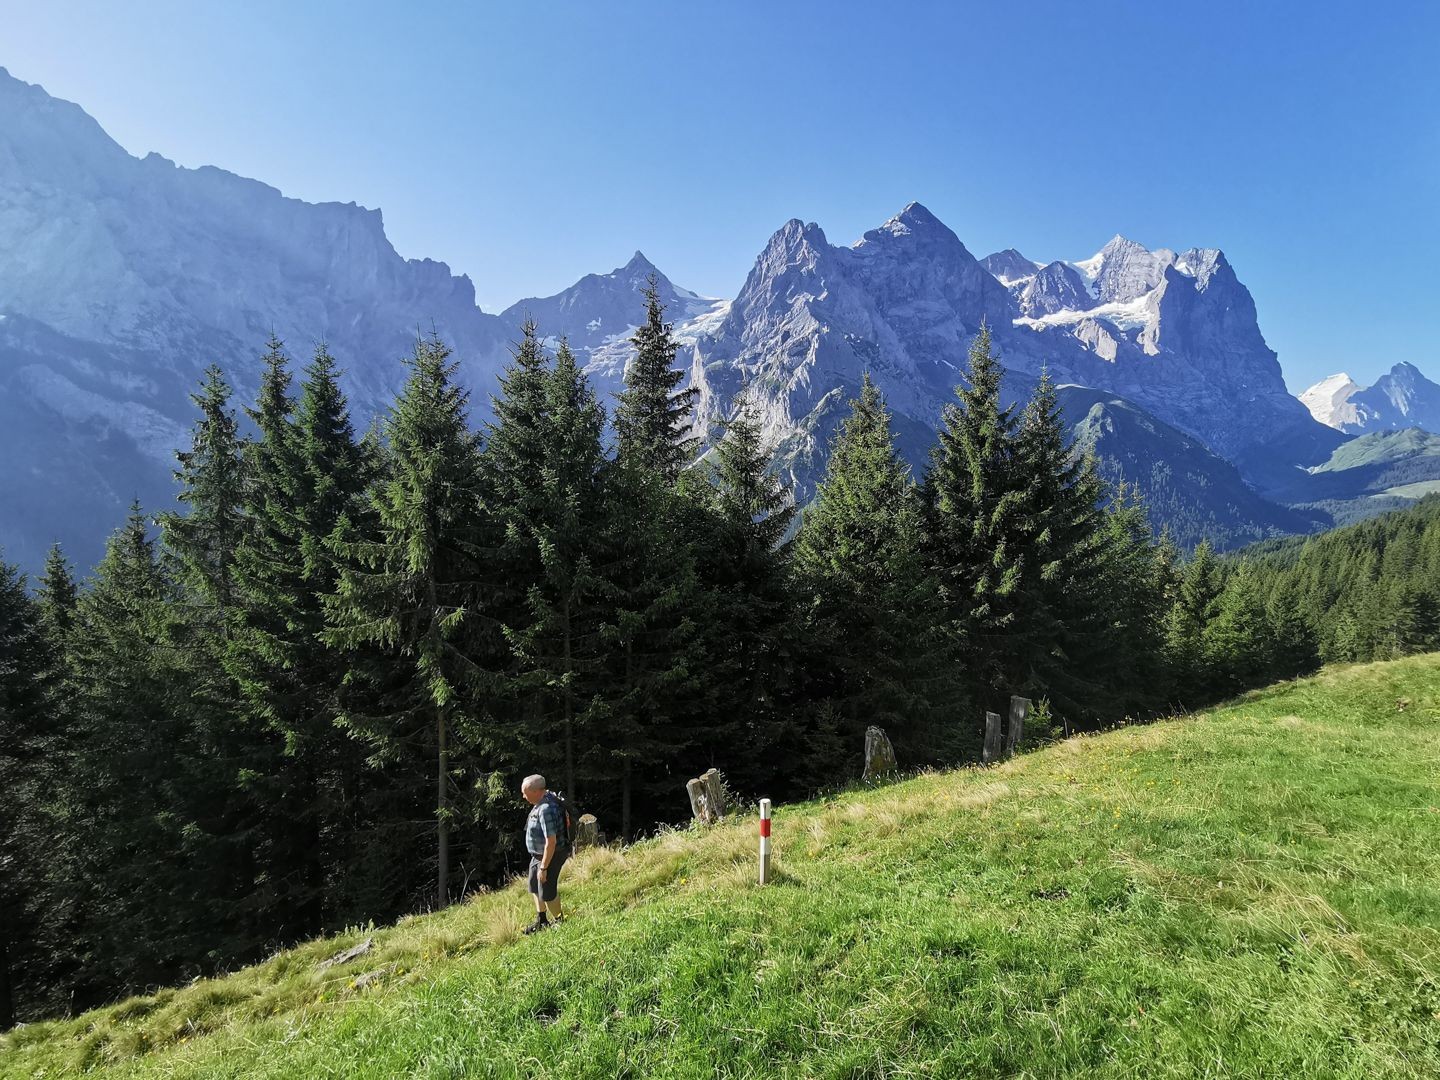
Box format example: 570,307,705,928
5,655,1440,1079
1376,480,1440,500
1313,428,1440,473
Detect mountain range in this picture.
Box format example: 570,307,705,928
2,65,1438,570
1300,363,1440,435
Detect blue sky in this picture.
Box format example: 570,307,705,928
6,0,1437,391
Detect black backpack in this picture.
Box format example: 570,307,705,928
545,791,575,851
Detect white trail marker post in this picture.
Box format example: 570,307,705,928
758,798,772,885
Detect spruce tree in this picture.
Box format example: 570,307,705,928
160,364,248,631
794,375,951,765
325,334,494,910
1008,371,1112,717
482,320,558,779
922,322,1026,715
1083,484,1172,721
487,335,609,800
697,401,800,784
64,505,240,1001
592,462,707,838
228,340,377,936
1203,560,1275,694
0,556,47,1029
1165,540,1224,702
614,277,699,483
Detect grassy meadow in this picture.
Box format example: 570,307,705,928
4,654,1439,1078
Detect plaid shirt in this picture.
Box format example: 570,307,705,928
526,794,563,856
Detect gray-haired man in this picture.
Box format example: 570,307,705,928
520,774,569,935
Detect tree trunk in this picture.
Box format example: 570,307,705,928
0,898,13,1031
303,756,325,936
622,757,632,842
563,600,575,799
0,893,15,1031
436,711,449,910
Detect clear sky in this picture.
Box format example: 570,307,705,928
5,0,1437,391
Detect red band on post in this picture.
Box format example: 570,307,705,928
759,819,771,838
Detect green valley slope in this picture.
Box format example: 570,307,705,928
4,656,1439,1078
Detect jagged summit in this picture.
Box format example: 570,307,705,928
981,248,1042,285
1301,363,1440,434
0,71,1379,570
619,250,658,275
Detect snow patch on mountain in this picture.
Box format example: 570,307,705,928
1300,373,1363,429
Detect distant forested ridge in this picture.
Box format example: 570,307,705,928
1,290,1429,1029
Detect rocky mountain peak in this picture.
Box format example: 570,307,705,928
980,248,1041,285
1017,261,1095,317
1300,363,1440,435
1087,236,1175,303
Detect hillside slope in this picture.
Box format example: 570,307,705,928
4,656,1439,1078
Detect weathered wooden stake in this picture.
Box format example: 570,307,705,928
758,798,772,885
686,767,728,824
1005,696,1031,758
983,711,1003,763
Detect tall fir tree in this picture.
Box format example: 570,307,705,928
1165,539,1225,703
64,505,250,1002
592,462,707,838
1203,560,1276,694
0,556,48,1030
696,400,800,786
614,277,699,483
482,320,557,781
160,364,248,632
1007,371,1112,714
159,363,270,958
921,322,1026,719
227,340,380,937
486,335,609,801
325,334,496,910
794,375,952,765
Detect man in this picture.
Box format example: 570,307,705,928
520,773,569,934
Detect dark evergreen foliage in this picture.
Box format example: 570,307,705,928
794,375,951,764
614,276,700,483
324,334,497,911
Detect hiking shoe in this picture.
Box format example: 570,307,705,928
522,916,549,936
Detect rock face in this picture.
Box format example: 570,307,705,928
673,203,1333,510
1016,262,1094,318
1301,363,1440,435
862,726,898,781
0,66,512,569
979,248,1041,286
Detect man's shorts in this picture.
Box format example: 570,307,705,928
527,850,568,902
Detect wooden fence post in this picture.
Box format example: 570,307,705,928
982,711,1003,764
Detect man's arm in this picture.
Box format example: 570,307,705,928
540,834,557,880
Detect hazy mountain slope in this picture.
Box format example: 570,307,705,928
1059,386,1324,549
0,66,512,570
